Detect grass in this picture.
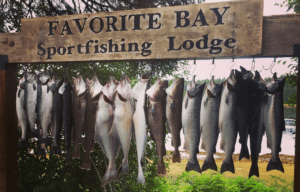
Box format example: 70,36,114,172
164,158,294,191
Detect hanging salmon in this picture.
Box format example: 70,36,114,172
200,76,223,172
17,74,28,148
58,77,73,160
166,77,184,163
248,71,266,177
36,71,53,156
72,75,87,159
182,75,206,173
110,75,134,179
219,70,243,174
24,70,38,138
132,74,150,184
49,75,64,155
146,78,168,175
264,73,285,173
81,76,102,169
95,76,120,186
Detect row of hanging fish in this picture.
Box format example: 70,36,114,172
180,66,285,179
16,66,286,186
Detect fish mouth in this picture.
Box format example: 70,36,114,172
103,94,113,104
117,92,127,102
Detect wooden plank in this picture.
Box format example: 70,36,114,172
0,56,18,192
259,14,300,57
17,0,263,63
0,33,22,63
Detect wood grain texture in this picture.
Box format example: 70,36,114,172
17,0,263,63
0,33,22,63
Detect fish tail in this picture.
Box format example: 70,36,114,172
202,158,217,172
117,159,129,179
172,152,181,163
72,145,80,159
50,146,62,155
239,145,250,160
101,165,118,187
185,160,201,173
37,148,46,157
137,170,145,184
80,153,91,170
157,162,167,175
249,162,259,178
221,158,235,174
18,139,29,148
267,158,284,173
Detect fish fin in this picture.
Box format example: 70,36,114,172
202,159,217,172
201,141,206,151
249,162,259,178
267,158,284,173
172,153,181,163
203,97,209,107
101,165,117,187
185,160,201,173
207,89,215,98
109,122,118,138
185,97,188,109
157,162,167,175
220,138,225,151
17,89,21,98
170,102,174,110
33,83,36,91
239,146,250,160
221,158,235,174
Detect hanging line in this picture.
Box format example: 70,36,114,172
65,63,69,78
191,58,197,77
263,57,276,74
230,57,235,70
210,57,216,77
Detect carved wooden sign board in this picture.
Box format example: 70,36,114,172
3,0,263,63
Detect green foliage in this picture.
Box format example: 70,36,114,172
275,0,300,13
156,171,282,192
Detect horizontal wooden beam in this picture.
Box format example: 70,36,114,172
1,13,300,63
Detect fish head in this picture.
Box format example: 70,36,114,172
206,76,223,98
38,71,51,85
86,75,103,99
266,72,286,93
166,77,184,98
226,70,242,93
102,76,118,103
116,75,132,101
73,75,87,96
240,66,254,80
132,74,149,100
146,78,168,101
26,70,37,83
186,75,205,98
19,74,26,89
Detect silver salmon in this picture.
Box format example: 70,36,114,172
264,72,285,173
166,77,184,163
219,70,243,174
146,78,168,175
200,76,223,172
24,70,38,138
81,76,102,169
95,76,120,187
132,74,150,184
72,75,87,159
110,75,134,179
36,72,53,156
248,71,266,177
17,74,29,148
182,75,206,173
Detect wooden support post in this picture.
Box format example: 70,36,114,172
0,55,18,192
294,45,300,192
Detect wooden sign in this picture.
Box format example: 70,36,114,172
12,0,263,63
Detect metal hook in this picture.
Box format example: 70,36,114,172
251,57,255,72
210,58,216,77
230,57,235,70
194,58,196,65
263,57,276,74
191,59,197,76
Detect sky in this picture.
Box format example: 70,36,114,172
177,0,296,81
